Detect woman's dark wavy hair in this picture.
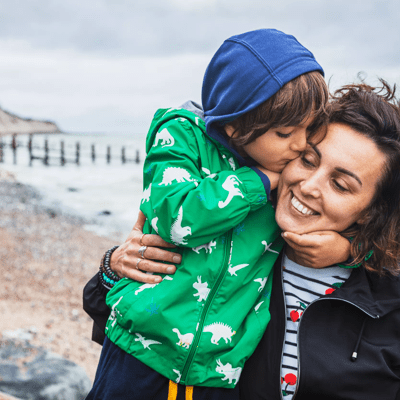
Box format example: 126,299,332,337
331,80,400,275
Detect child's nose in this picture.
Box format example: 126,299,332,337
290,130,307,152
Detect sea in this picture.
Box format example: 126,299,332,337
0,132,148,240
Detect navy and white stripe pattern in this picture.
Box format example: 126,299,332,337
280,254,351,399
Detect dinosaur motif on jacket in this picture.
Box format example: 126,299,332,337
203,322,236,345
254,277,268,292
192,276,211,302
261,240,280,254
218,175,244,208
192,240,216,254
216,359,242,385
172,328,194,349
134,333,162,350
141,184,151,204
160,167,197,186
228,263,249,276
170,206,191,245
106,295,123,331
153,128,175,148
135,276,173,295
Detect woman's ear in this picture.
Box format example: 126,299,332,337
356,210,370,226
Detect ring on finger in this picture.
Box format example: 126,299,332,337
138,245,147,259
136,258,142,270
139,233,146,246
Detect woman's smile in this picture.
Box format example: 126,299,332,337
290,192,318,216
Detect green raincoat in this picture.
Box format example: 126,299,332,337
105,107,284,388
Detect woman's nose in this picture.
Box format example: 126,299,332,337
299,173,321,198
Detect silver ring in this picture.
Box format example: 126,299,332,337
138,245,147,259
136,259,142,270
139,233,146,246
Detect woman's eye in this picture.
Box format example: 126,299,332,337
301,156,315,167
333,180,348,192
276,131,291,138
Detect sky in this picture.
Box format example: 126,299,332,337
0,0,399,134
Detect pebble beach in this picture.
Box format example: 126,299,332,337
0,171,118,382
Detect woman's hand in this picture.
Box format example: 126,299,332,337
110,211,182,284
282,231,351,268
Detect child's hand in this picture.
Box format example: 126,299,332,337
282,231,351,268
256,165,281,190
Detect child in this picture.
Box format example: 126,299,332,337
87,29,349,399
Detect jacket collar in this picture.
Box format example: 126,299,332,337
328,266,400,318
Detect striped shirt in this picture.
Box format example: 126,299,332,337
280,254,351,399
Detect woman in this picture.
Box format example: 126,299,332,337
84,82,400,399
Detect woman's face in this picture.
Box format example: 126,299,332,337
275,123,387,235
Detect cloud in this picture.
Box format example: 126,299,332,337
0,0,398,132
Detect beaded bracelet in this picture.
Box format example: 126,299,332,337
99,245,120,289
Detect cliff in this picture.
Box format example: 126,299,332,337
0,107,61,135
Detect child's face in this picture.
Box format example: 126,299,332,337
237,116,316,172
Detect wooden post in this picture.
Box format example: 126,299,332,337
60,141,65,166
12,134,17,164
107,146,111,164
135,150,140,164
76,142,80,165
28,134,33,166
44,139,49,166
91,144,96,163
121,147,126,164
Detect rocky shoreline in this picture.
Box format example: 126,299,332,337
0,172,118,384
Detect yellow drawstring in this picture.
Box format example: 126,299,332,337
185,386,193,400
168,380,178,400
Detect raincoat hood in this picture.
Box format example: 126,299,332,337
202,28,324,139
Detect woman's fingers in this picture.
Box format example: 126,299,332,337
120,266,163,284
141,245,181,264
136,258,177,274
141,233,177,249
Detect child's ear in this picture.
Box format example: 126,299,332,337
224,124,235,138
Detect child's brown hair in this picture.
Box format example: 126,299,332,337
226,71,329,147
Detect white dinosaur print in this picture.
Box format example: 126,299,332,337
106,296,123,330
216,359,242,385
218,176,244,208
261,241,280,255
170,206,192,245
192,240,216,254
254,301,264,313
172,328,194,349
135,276,173,295
228,263,249,276
254,277,268,292
203,322,236,345
160,167,197,186
228,157,236,171
173,369,181,383
192,276,211,302
195,117,200,126
141,184,151,204
201,167,217,179
134,333,162,350
153,128,175,148
151,217,159,233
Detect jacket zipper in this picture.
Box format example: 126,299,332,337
292,297,379,399
180,230,233,384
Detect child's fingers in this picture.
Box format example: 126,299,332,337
282,232,321,249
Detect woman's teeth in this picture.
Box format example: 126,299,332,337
291,195,317,215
